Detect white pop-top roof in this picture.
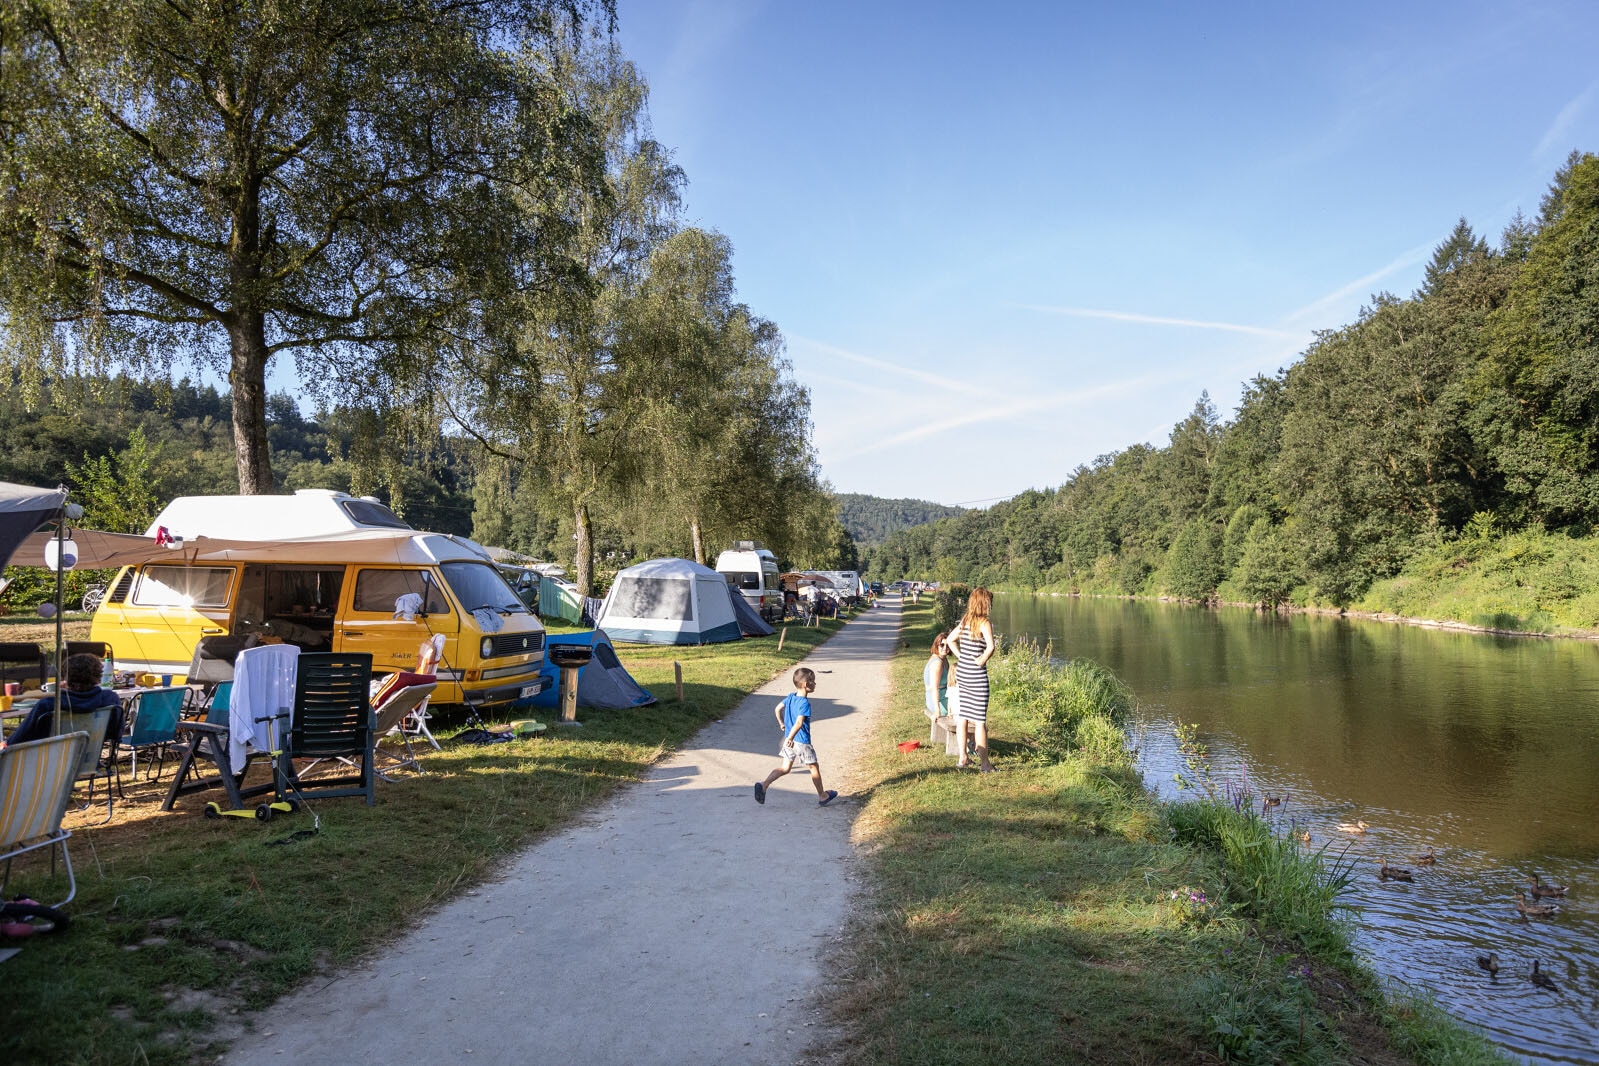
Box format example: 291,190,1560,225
148,489,411,541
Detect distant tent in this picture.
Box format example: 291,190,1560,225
725,583,775,637
519,629,655,710
539,574,585,624
595,557,741,645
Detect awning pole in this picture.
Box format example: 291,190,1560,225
52,516,65,737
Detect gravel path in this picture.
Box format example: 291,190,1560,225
225,597,900,1066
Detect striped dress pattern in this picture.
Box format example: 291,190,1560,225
954,622,990,723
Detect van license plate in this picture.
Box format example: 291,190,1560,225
519,684,538,699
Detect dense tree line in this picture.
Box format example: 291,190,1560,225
0,4,844,594
866,153,1599,609
834,493,966,546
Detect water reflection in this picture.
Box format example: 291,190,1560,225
995,595,1599,1065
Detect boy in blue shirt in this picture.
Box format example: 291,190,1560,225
754,667,837,806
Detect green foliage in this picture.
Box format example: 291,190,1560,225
1164,519,1224,601
990,639,1135,764
0,0,616,492
1235,519,1301,608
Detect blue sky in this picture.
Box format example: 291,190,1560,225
613,0,1599,506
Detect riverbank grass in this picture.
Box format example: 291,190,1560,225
0,616,847,1065
825,601,1510,1065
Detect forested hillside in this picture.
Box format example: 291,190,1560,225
834,493,965,546
866,152,1599,631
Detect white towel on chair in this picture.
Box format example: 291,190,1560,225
229,644,301,770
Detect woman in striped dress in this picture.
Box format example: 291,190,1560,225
946,586,996,771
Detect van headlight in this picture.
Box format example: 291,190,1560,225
481,636,495,658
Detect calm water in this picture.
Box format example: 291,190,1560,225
993,595,1599,1065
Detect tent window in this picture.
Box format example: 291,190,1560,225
133,566,232,608
594,642,622,669
353,569,451,614
610,577,692,621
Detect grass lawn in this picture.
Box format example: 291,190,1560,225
821,601,1509,1066
0,613,852,1065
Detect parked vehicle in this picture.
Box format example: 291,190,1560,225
713,541,783,622
89,490,548,708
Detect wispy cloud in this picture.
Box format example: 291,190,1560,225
1019,304,1300,339
789,335,999,397
1534,81,1598,160
1282,242,1433,325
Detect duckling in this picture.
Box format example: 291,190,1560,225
1528,873,1567,899
1475,952,1500,977
1516,891,1558,918
1294,828,1312,844
1412,848,1437,865
1262,793,1284,812
1378,859,1414,883
1530,959,1559,992
1336,820,1369,834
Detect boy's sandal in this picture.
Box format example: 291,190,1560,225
753,782,766,804
818,790,838,806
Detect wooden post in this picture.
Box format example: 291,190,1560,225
777,626,787,652
674,661,683,703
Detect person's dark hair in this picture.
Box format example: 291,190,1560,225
793,666,816,689
66,653,103,691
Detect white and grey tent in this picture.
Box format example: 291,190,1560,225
520,629,656,710
725,583,775,637
595,557,742,645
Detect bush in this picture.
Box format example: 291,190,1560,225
991,638,1134,763
931,583,970,632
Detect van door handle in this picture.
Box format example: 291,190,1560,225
344,630,364,637
201,627,224,634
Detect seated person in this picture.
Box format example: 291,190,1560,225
7,652,124,746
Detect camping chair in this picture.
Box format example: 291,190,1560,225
65,641,115,675
180,633,259,713
274,653,376,806
0,642,47,693
0,731,91,908
118,687,185,782
59,706,116,821
366,680,434,779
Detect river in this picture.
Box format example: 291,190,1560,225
991,594,1599,1065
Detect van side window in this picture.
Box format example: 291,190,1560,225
133,566,233,608
725,571,760,591
353,569,451,614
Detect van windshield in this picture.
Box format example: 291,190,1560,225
440,562,527,615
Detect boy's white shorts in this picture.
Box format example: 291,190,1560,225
779,741,819,766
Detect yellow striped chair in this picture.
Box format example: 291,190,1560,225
0,731,90,909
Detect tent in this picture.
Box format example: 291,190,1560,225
517,629,656,711
725,583,775,637
594,558,741,645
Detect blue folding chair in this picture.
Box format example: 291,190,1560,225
119,688,185,782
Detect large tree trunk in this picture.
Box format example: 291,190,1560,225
227,314,274,494
690,515,705,565
574,501,593,597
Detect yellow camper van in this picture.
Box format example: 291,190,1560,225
89,491,548,708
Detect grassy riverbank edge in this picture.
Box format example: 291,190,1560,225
0,613,856,1065
819,601,1509,1065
